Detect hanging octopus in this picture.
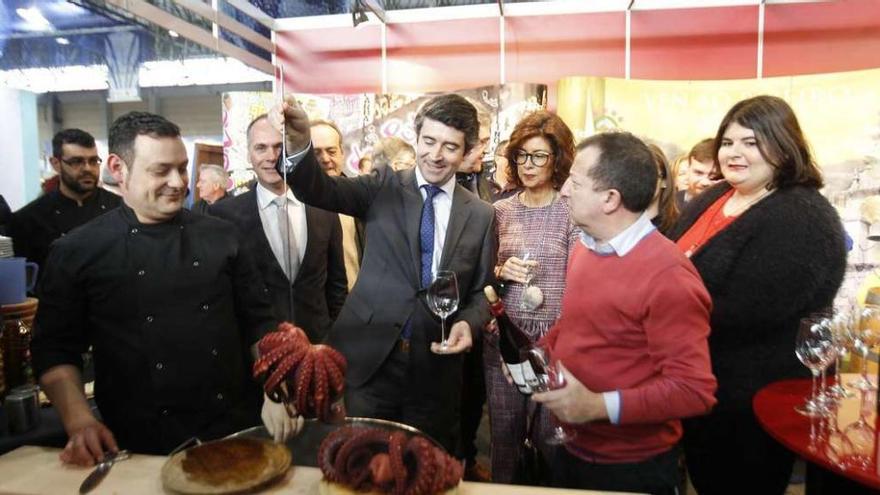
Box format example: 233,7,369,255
252,322,347,422
318,426,463,495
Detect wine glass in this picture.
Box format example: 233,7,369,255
843,388,876,469
848,305,880,391
426,270,459,351
526,345,574,445
826,309,854,400
794,316,838,417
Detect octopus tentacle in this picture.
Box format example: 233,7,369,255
318,427,356,483
294,351,316,415
264,351,299,395
320,345,347,374
333,429,390,481
388,432,408,495
325,354,345,396
252,340,295,378
404,436,440,495
263,342,309,394
312,351,330,419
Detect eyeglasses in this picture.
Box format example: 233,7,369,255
60,156,102,168
513,150,553,167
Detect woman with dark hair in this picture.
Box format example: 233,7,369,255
486,110,579,483
668,95,847,494
647,144,679,235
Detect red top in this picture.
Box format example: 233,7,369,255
543,232,717,463
676,189,737,257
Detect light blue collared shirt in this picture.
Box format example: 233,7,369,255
579,212,657,425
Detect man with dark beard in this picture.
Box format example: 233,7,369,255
9,129,120,277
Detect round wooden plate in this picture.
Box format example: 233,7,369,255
161,437,291,494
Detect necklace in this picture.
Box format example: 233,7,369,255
519,191,558,311
682,187,774,258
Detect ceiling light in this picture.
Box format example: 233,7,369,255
55,37,70,45
352,1,369,28
168,30,179,38
16,7,52,30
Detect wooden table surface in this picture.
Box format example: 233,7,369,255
0,445,632,494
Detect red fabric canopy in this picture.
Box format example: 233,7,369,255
275,0,880,94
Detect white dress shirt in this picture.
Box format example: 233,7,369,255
256,183,307,280
414,166,456,280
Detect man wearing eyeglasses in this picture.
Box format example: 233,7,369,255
9,129,120,277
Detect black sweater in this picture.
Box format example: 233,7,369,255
668,182,847,413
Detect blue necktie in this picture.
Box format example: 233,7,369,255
401,184,443,341
420,184,443,289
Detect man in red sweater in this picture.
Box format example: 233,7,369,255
533,132,717,495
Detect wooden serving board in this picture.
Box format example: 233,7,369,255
161,438,291,494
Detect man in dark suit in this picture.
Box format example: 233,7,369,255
210,114,347,343
279,94,496,452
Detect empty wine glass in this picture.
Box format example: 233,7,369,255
527,345,574,445
826,309,855,400
823,413,853,469
848,305,880,391
843,388,876,469
795,316,838,417
426,270,459,351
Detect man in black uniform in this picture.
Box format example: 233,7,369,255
9,129,120,275
31,112,300,467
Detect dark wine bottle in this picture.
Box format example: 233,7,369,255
484,285,539,395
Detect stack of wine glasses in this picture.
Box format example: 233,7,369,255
795,315,838,417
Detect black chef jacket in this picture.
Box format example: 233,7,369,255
31,203,277,454
9,188,121,276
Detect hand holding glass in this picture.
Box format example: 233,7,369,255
427,271,459,351
527,345,574,445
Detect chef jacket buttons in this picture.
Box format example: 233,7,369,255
193,260,200,267
155,362,164,370
137,269,146,276
201,303,209,311
146,315,154,323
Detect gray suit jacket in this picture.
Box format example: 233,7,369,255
285,150,496,388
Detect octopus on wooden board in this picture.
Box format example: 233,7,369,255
318,426,463,495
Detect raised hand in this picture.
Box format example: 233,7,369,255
281,94,312,155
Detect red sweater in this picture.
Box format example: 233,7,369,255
544,231,717,463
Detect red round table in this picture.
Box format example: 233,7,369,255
753,378,880,492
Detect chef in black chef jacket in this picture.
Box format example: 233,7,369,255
31,111,302,467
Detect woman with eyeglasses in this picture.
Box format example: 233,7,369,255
486,110,579,483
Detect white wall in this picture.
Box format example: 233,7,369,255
0,88,39,211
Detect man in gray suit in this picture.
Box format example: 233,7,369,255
278,94,495,451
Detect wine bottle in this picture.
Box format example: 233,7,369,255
484,285,540,395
